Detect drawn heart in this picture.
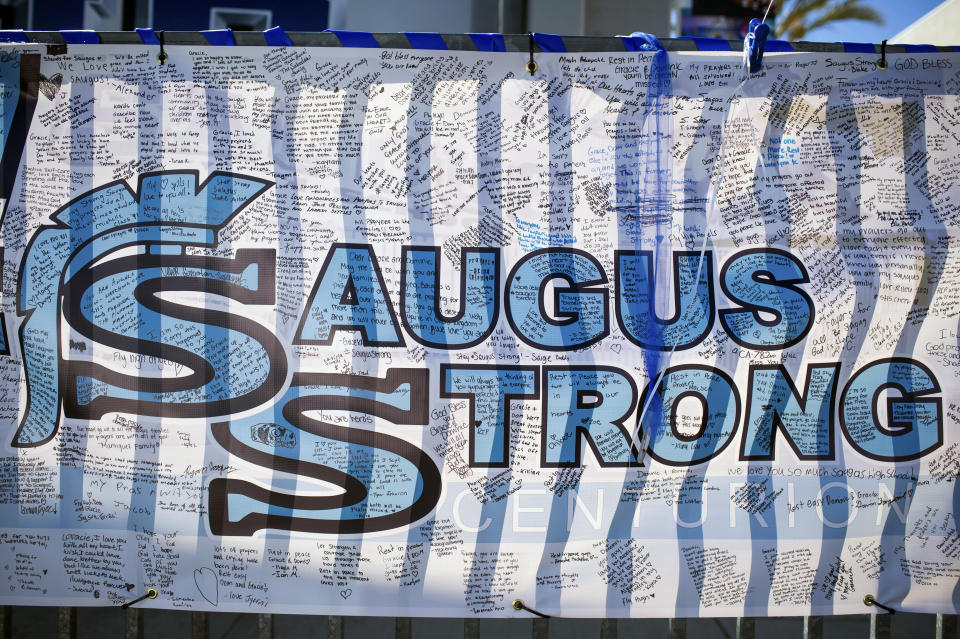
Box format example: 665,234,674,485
193,567,218,606
38,73,62,100
340,588,352,599
42,569,47,575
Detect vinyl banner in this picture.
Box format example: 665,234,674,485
0,41,959,618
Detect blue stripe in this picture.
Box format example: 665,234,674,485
325,29,379,48
0,29,26,43
405,32,447,49
842,42,875,53
680,36,731,51
60,30,98,44
202,29,236,46
904,44,939,52
468,33,505,52
135,28,160,45
263,26,293,47
532,32,565,52
765,39,794,52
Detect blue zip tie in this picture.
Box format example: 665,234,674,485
678,36,731,51
263,26,293,47
0,29,26,43
60,30,99,44
405,32,447,50
622,32,664,52
202,29,236,46
324,29,379,48
745,18,770,73
468,33,505,52
842,42,875,53
135,28,160,45
532,32,565,52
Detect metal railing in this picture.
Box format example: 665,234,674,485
0,608,956,639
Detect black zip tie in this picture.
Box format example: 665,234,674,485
121,587,158,609
158,31,167,65
877,40,887,70
863,594,896,614
526,33,537,75
512,599,550,618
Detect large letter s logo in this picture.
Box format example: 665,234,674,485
14,170,281,446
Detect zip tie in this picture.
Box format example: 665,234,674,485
158,31,167,65
526,33,537,75
121,588,158,609
512,599,550,618
877,40,887,70
863,594,896,614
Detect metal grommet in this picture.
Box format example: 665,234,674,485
512,599,524,611
525,60,538,75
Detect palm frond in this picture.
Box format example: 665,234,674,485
774,0,885,41
805,2,884,34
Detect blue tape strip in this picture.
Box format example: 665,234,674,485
765,39,794,52
263,26,293,47
904,44,939,52
60,30,99,44
325,29,379,48
202,29,236,46
135,28,160,45
468,33,505,52
679,36,732,51
532,32,565,52
0,29,26,43
842,42,875,53
405,32,447,50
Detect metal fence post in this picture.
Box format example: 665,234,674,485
668,617,686,639
329,615,344,639
937,614,958,639
600,618,617,639
191,611,209,639
57,607,77,639
803,615,823,639
869,612,891,639
257,613,274,639
396,617,412,639
532,617,548,639
736,617,755,639
124,608,144,639
464,618,479,639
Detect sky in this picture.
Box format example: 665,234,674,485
802,0,946,43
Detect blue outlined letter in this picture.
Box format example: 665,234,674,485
401,246,499,349
840,358,942,461
719,249,813,350
741,363,840,460
505,249,609,351
616,250,714,351
642,365,740,466
542,366,639,467
441,365,538,467
295,243,404,347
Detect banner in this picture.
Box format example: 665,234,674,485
0,41,958,618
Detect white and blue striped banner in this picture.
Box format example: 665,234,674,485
0,36,958,618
